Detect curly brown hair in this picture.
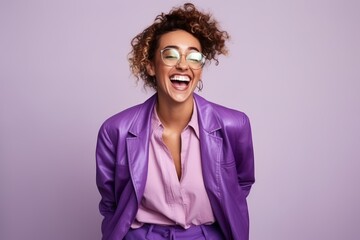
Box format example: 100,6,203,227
128,3,230,89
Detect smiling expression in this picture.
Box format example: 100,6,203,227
147,30,203,105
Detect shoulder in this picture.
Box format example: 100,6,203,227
101,104,142,130
212,101,249,123
98,95,156,139
195,94,250,129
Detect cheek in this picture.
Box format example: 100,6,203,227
195,69,203,79
156,64,173,78
155,67,169,79
153,58,167,75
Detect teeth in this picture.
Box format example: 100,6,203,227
170,75,190,82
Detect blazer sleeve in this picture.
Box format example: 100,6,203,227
95,123,117,236
235,113,255,197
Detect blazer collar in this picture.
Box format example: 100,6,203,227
128,93,222,135
194,93,222,134
128,94,157,137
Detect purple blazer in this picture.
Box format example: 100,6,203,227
96,93,255,240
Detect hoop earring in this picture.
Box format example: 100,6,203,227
197,79,203,92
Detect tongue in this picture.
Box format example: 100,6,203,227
171,81,188,91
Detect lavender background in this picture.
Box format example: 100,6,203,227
1,0,359,239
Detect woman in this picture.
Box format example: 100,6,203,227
96,3,255,240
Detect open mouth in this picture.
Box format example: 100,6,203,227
170,75,191,90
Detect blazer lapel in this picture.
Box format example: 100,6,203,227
194,94,223,198
126,94,157,203
195,94,234,239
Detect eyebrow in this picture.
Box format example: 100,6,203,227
163,45,201,52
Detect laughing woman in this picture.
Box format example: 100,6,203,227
96,3,255,240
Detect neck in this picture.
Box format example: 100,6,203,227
156,95,194,131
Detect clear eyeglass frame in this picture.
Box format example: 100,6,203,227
160,47,206,70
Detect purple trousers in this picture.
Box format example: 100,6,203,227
124,223,225,240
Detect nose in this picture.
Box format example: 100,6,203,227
176,55,189,70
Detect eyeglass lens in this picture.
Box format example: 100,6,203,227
161,48,204,69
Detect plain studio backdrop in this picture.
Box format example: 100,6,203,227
1,0,359,239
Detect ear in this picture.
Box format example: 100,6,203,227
146,62,155,76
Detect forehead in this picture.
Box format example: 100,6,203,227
157,30,202,51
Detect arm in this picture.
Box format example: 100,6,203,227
96,124,117,236
235,113,255,197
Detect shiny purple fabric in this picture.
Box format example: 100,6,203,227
96,94,255,240
124,223,224,240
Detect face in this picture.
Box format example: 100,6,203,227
147,30,203,105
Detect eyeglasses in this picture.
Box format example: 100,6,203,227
160,47,206,70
